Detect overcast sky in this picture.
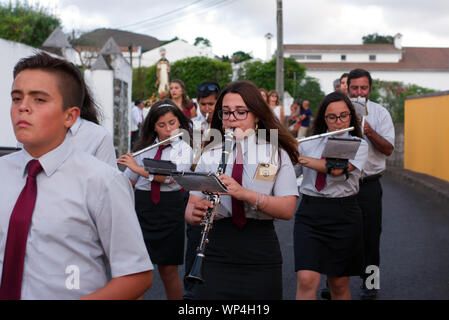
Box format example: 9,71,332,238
15,0,449,59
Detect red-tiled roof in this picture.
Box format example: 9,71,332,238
284,44,400,52
286,46,449,71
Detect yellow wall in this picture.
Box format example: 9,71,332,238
404,93,449,182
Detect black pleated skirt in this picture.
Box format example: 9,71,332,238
191,218,283,300
294,194,363,277
135,189,186,265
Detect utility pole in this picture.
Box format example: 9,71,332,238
275,0,284,106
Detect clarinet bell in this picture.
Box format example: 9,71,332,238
186,253,205,283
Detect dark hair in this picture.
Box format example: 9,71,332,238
347,68,372,89
133,98,193,152
208,81,299,164
196,81,220,100
13,51,100,124
311,91,362,138
169,79,192,112
340,72,349,81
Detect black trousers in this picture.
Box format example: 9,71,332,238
357,178,383,281
131,129,140,149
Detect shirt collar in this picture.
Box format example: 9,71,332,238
20,136,74,178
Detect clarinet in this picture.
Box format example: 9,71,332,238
186,129,234,283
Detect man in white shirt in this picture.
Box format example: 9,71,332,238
348,68,395,300
131,100,145,150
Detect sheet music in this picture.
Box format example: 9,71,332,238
321,137,361,160
142,158,228,193
173,172,228,193
351,97,368,118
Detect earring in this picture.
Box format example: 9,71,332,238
255,122,259,135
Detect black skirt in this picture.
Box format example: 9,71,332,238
294,194,363,277
191,218,283,300
135,189,186,265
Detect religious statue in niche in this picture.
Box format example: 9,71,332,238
155,47,170,95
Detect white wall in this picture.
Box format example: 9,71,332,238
84,69,114,135
0,39,42,148
287,52,402,63
307,70,449,95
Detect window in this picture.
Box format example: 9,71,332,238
341,55,346,61
369,55,376,61
306,55,322,60
292,54,305,60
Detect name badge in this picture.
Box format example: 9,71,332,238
255,163,278,182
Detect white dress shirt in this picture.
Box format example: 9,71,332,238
361,100,395,177
68,117,117,168
298,132,368,198
192,112,209,132
125,137,193,192
191,134,299,220
0,138,153,299
131,105,145,132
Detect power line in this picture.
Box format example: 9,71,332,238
127,0,235,34
116,0,206,30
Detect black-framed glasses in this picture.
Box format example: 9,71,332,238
325,111,351,123
218,110,251,120
197,83,219,92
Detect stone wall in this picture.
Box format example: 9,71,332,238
387,123,404,168
113,79,129,156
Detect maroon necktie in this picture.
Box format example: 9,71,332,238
0,159,43,300
231,142,246,229
315,157,326,191
151,144,170,205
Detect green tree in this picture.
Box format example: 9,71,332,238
231,51,253,63
370,79,435,123
0,1,61,47
295,76,325,116
132,56,232,101
171,56,232,98
362,33,394,44
193,36,211,47
238,57,306,95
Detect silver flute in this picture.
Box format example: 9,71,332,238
131,132,184,157
297,127,354,143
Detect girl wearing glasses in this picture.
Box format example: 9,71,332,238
268,90,285,125
185,81,299,299
294,91,368,300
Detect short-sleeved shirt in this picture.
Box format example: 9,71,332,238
68,117,117,168
300,108,312,127
191,134,299,220
298,132,368,198
0,138,153,299
131,105,145,132
125,137,192,192
361,100,395,177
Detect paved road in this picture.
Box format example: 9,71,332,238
144,174,449,300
